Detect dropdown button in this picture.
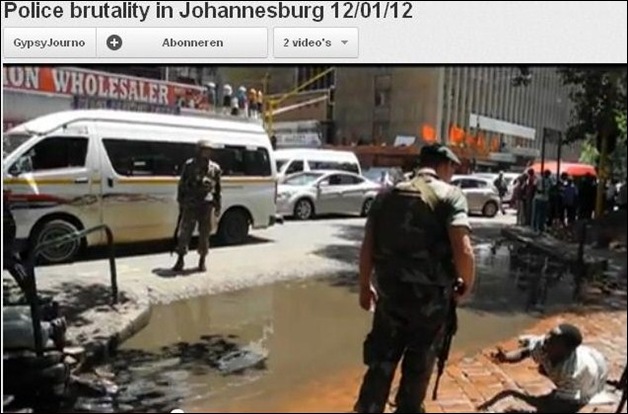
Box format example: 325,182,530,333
274,28,359,58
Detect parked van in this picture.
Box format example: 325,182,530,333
274,148,361,179
3,110,277,264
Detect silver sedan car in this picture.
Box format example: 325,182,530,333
451,175,502,217
277,170,381,220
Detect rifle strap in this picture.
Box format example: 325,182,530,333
395,176,440,212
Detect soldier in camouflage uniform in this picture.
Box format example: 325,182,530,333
354,144,476,413
172,140,222,272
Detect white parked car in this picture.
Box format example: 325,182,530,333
451,175,502,218
277,170,380,220
274,148,361,180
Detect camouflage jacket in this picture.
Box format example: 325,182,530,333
369,170,470,291
177,157,222,206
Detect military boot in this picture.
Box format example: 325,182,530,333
172,255,185,272
198,255,207,272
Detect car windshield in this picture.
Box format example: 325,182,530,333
363,168,389,181
363,167,403,183
3,133,31,159
276,160,289,173
283,172,324,186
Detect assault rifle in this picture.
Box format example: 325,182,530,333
432,279,465,401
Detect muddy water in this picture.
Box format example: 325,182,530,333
112,244,572,413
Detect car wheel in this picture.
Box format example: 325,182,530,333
218,209,250,245
294,198,314,220
482,201,499,218
361,198,374,217
31,219,82,264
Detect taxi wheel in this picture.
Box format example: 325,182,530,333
31,219,83,264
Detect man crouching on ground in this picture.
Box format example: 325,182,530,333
489,323,609,412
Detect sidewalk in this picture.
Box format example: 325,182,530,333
270,301,627,413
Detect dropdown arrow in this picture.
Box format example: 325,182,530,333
341,40,348,44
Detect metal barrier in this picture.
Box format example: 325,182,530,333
573,221,588,301
25,224,118,357
492,221,592,311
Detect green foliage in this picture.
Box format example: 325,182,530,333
612,112,627,178
558,68,627,154
618,112,627,142
579,137,600,165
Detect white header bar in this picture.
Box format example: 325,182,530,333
1,1,627,63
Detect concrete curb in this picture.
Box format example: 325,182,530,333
69,286,153,367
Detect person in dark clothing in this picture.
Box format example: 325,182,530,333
354,144,476,413
562,177,579,225
172,140,222,272
494,171,508,215
578,174,596,220
3,190,29,293
523,168,537,226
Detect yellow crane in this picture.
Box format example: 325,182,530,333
262,67,335,136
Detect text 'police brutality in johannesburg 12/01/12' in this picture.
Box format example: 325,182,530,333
4,1,416,22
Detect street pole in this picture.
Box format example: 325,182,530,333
540,128,548,191
556,132,563,179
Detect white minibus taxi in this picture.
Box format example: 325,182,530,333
3,109,278,264
274,148,361,180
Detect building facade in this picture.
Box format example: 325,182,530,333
334,66,579,167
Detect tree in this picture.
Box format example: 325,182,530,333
579,137,599,165
558,67,627,217
613,112,627,179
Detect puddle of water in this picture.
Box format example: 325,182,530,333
48,244,574,413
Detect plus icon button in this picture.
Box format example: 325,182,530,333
106,35,123,51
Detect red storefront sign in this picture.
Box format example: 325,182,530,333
3,66,208,108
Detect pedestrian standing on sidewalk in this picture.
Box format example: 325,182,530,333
353,144,476,413
563,176,579,225
532,170,552,233
523,168,537,226
490,323,610,412
172,140,222,273
513,174,527,226
494,171,508,215
618,180,627,210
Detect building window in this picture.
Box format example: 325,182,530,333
296,66,334,91
372,121,390,142
375,90,391,107
374,74,392,107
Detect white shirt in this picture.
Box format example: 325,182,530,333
522,335,609,404
607,185,617,200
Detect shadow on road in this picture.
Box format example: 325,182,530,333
151,267,204,279
34,235,273,267
283,214,366,222
36,283,131,328
314,222,625,317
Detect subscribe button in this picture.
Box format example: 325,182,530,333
98,28,268,58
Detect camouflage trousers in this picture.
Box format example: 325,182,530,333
176,202,214,256
354,292,447,413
